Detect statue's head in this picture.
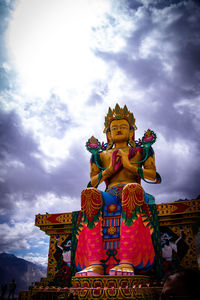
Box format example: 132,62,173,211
104,104,137,149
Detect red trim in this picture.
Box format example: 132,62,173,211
172,203,189,213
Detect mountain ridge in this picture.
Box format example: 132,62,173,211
0,252,46,296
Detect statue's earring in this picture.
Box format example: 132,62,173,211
106,130,114,150
128,128,135,148
106,141,114,150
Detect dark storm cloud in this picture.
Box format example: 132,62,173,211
0,109,88,253
96,0,200,140
164,3,200,87
0,109,88,221
96,51,164,88
125,0,143,10
0,111,40,165
149,1,200,143
106,1,200,93
52,145,89,197
92,0,200,202
0,110,48,215
144,144,200,202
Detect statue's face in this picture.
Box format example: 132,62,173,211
110,119,130,143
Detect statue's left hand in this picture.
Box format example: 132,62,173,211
119,150,130,168
119,150,138,174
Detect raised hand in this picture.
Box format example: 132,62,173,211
103,154,116,179
119,149,138,175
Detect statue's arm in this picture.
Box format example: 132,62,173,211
142,154,156,181
90,163,102,187
90,153,115,187
119,149,156,181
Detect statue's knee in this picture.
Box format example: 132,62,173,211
81,187,101,198
122,183,144,207
122,183,143,192
81,188,102,209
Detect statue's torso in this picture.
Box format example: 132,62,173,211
100,147,142,188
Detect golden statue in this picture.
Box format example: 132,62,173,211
75,104,161,276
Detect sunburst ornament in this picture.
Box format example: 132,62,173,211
103,104,137,133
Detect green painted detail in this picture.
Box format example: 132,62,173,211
121,205,153,229
115,103,120,113
129,130,162,184
82,208,101,230
131,130,157,166
123,105,128,115
149,204,164,281
147,194,155,205
71,211,81,277
138,167,144,180
108,107,112,117
130,114,134,123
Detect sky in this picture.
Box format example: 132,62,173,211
0,0,200,267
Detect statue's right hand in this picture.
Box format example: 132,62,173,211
103,159,115,179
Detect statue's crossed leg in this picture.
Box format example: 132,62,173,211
75,183,155,276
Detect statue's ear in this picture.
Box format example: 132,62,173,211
106,130,113,150
106,130,111,143
128,129,135,148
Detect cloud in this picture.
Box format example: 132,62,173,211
143,134,200,203
0,221,35,251
20,253,48,267
0,110,45,216
93,0,200,147
23,93,73,139
0,109,87,219
87,91,104,106
0,218,49,266
0,1,16,92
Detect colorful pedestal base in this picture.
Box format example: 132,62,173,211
71,275,161,299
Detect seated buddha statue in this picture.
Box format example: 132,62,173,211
75,104,161,276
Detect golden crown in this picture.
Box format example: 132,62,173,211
103,104,137,133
